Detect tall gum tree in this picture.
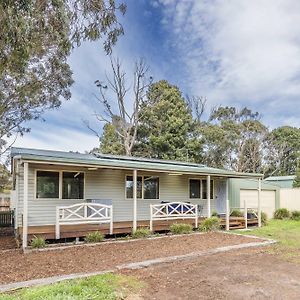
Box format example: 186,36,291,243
0,0,126,155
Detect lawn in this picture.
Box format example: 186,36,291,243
0,273,143,300
235,219,300,262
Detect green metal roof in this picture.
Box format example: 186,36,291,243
265,176,296,181
265,175,296,188
11,147,263,178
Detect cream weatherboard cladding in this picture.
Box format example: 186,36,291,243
17,163,220,227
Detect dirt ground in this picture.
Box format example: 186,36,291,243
0,236,17,251
0,232,256,285
125,247,300,300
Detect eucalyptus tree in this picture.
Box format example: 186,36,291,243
0,0,126,154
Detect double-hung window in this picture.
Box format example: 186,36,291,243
36,171,59,199
126,175,159,199
36,170,84,199
62,172,84,199
189,179,214,199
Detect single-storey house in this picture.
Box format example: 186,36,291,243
11,147,264,249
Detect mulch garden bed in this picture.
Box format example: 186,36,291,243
0,236,17,251
0,232,262,285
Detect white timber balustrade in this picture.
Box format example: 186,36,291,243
150,202,198,231
56,203,113,239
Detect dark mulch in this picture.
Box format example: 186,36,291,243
0,236,17,251
0,232,258,285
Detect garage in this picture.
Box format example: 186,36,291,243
240,189,276,219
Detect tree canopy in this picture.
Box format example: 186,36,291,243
0,0,126,154
95,80,300,177
136,80,200,161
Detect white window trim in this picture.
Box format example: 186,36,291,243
125,174,160,200
34,169,85,200
188,178,214,200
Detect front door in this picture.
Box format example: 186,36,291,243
216,180,226,213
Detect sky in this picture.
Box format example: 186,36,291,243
11,0,300,153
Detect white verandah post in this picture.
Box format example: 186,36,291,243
244,199,248,229
133,169,137,232
22,162,29,250
207,175,211,218
225,178,230,231
258,178,262,227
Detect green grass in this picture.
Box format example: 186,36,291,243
234,219,300,262
0,273,143,300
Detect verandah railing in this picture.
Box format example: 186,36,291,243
150,202,198,231
0,210,14,227
55,203,113,239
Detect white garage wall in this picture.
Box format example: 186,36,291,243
240,189,276,218
280,188,300,211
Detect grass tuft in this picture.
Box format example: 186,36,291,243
169,223,193,234
199,217,220,232
30,236,46,249
132,228,151,239
84,231,104,243
0,273,143,300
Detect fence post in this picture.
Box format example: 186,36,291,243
55,206,60,240
110,206,113,235
244,200,248,229
150,204,153,232
195,204,198,228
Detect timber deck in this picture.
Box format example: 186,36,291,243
18,217,258,240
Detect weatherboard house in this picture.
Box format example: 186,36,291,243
11,147,265,249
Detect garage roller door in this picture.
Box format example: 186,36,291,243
240,190,276,218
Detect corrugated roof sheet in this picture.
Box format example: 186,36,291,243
265,176,296,181
11,147,262,178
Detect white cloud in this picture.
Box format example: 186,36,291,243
11,125,98,153
159,0,300,127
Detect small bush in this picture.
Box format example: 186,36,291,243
211,210,218,217
132,228,151,239
230,209,243,217
84,231,104,243
274,208,290,219
169,223,193,234
199,217,220,232
30,236,46,249
261,212,268,225
291,210,300,221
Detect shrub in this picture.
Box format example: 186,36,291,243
169,223,193,234
30,236,46,249
274,208,290,219
291,210,300,221
199,217,220,232
84,231,104,243
261,212,268,225
211,210,218,217
132,228,151,239
230,209,243,217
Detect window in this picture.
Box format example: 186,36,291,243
189,179,201,199
36,171,59,198
62,172,84,199
126,175,160,199
144,176,159,199
202,180,214,200
126,176,143,199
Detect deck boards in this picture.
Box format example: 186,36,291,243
18,217,258,240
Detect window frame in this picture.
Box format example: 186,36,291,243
189,178,214,200
34,169,85,200
125,174,160,200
